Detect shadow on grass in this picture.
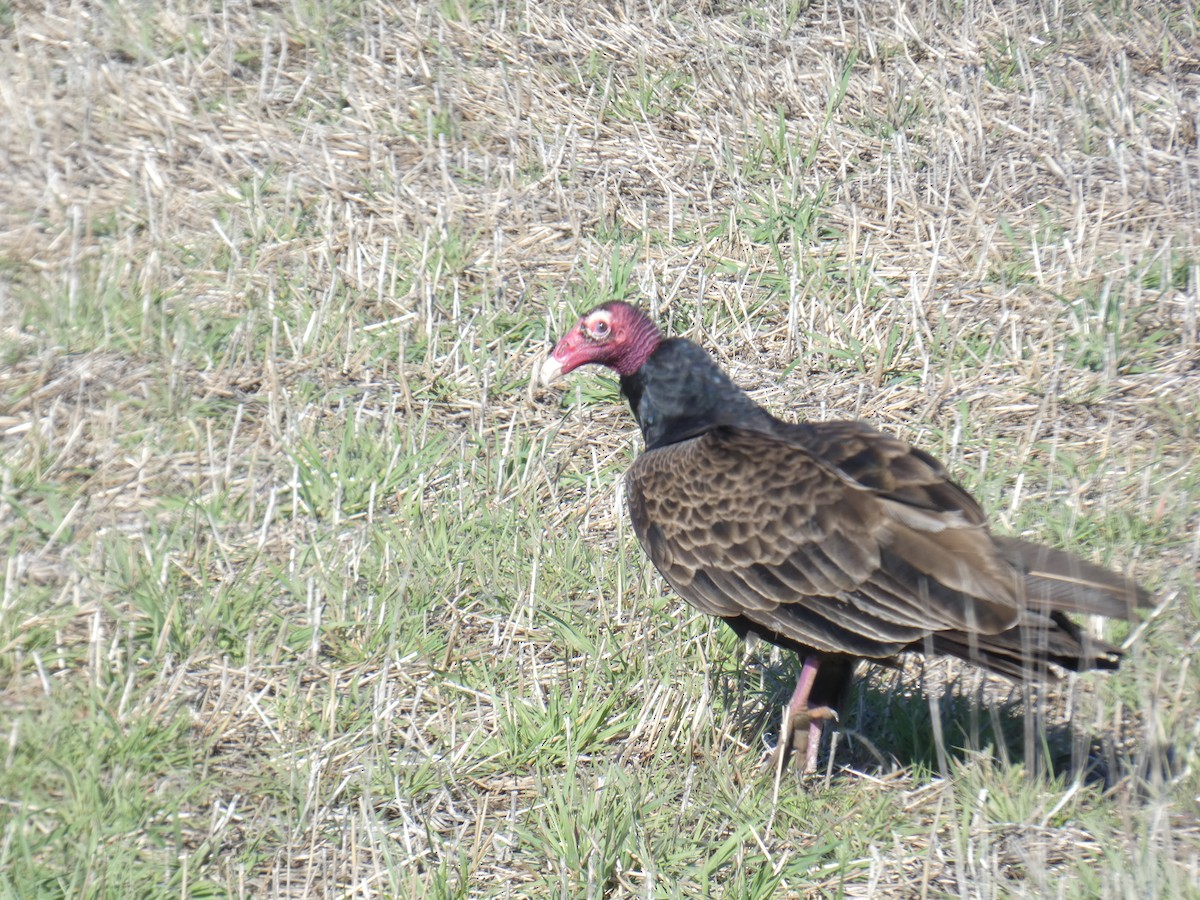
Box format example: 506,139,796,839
718,655,1179,790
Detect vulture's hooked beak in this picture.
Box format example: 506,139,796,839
538,354,564,387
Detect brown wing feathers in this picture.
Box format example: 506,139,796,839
628,425,1142,675
994,536,1148,618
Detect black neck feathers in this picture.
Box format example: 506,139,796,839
620,338,773,450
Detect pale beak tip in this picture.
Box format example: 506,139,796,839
538,355,564,387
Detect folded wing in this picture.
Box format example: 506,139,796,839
627,425,1144,673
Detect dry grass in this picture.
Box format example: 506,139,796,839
2,0,1199,896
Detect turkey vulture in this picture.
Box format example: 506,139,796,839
540,301,1149,772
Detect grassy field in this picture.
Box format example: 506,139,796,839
2,0,1199,895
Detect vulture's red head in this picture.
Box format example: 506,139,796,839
539,302,662,384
